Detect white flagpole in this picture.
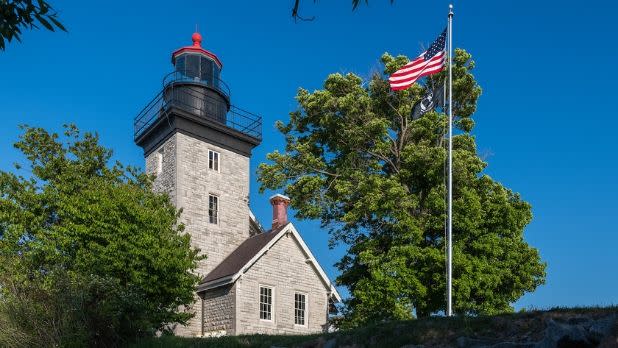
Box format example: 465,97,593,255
447,3,454,317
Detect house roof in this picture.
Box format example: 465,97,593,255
201,223,288,284
197,223,342,303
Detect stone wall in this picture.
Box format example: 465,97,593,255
145,131,252,337
175,131,251,276
174,132,252,336
202,284,236,336
235,230,329,335
145,133,177,204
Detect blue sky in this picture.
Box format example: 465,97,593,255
1,0,616,310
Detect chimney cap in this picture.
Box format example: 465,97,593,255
269,193,290,203
270,194,290,230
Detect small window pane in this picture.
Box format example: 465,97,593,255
260,287,272,320
185,55,200,79
208,150,219,171
175,56,186,77
295,293,306,325
200,57,214,83
213,66,221,89
208,195,218,224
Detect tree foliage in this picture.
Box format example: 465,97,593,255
0,0,66,50
0,125,201,346
258,49,546,326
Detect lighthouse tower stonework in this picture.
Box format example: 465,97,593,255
134,32,262,335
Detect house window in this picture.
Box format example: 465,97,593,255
294,293,306,326
259,286,273,321
208,150,220,171
155,148,164,175
208,194,218,224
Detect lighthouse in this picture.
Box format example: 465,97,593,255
134,32,262,335
133,33,339,337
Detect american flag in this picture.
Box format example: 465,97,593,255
389,29,447,91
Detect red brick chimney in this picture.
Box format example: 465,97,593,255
269,194,290,230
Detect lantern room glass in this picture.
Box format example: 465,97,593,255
174,53,221,89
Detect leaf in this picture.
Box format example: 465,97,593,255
37,0,49,14
34,14,54,31
48,16,66,32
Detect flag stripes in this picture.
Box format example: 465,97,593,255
389,28,447,91
389,52,446,90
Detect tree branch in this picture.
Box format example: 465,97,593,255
292,0,315,22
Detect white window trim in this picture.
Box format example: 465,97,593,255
294,291,308,327
208,149,220,172
259,285,275,323
208,194,219,225
155,148,164,175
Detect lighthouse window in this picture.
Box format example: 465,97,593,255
175,56,186,77
213,66,220,88
208,194,219,224
185,54,200,80
200,57,214,84
208,150,220,172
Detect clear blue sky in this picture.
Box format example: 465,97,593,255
1,0,616,310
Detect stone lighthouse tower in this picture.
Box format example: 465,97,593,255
134,32,262,335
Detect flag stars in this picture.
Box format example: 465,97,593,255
425,29,447,61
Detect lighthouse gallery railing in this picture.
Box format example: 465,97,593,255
134,75,262,141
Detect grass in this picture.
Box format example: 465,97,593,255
131,306,618,348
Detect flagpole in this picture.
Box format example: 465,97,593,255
447,3,454,317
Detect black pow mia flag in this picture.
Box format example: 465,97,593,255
411,83,445,120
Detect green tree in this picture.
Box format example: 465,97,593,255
0,0,66,50
258,49,546,326
0,125,201,346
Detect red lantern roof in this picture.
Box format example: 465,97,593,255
171,32,223,69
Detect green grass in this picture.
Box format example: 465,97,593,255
131,306,618,348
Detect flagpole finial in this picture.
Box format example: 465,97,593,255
449,4,454,15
